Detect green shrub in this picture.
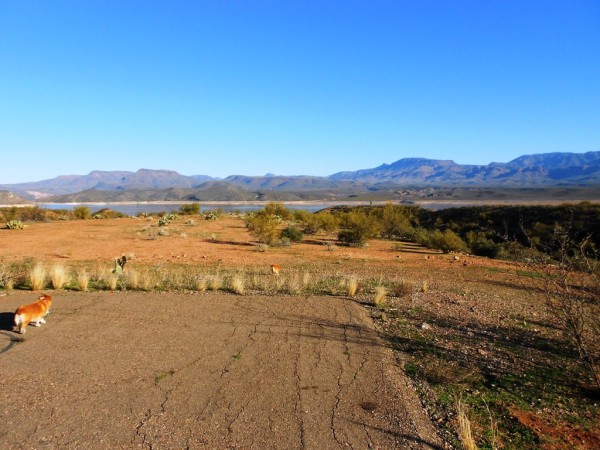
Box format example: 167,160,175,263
73,206,91,219
429,229,468,253
5,220,24,230
300,214,319,235
378,203,414,239
281,225,304,243
337,211,381,246
245,213,281,245
466,231,500,258
91,208,127,219
315,211,339,234
179,203,200,215
264,202,292,220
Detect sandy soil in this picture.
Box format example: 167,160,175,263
0,291,442,449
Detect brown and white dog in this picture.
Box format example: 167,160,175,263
14,294,52,334
270,264,281,275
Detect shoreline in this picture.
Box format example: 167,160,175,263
1,198,599,209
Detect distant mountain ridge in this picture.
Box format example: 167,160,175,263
0,151,598,202
0,169,215,199
329,152,600,185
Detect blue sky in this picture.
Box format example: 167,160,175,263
1,1,599,183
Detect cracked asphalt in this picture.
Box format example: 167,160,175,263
0,291,442,449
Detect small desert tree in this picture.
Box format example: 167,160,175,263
263,202,292,220
315,211,339,235
378,203,414,240
337,211,381,246
245,212,281,245
527,228,600,389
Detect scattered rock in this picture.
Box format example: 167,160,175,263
453,255,460,261
421,322,432,330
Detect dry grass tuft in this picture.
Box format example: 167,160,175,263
195,276,208,292
29,262,46,291
347,276,359,297
208,274,223,291
390,279,413,298
126,268,139,290
421,280,429,293
457,399,478,450
107,273,119,291
230,273,245,295
50,263,69,290
139,270,155,291
302,271,311,288
373,285,387,306
286,274,301,295
76,268,90,292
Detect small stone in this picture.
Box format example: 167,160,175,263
421,322,432,330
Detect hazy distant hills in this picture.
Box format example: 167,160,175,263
0,169,214,199
1,151,599,203
329,151,600,185
0,190,29,205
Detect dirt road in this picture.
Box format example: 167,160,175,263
0,291,442,449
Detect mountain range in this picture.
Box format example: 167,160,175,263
1,151,599,203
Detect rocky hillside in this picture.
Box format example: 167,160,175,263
0,190,30,205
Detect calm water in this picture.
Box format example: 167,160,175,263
38,202,340,215
37,201,467,215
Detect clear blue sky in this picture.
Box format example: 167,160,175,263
1,1,599,183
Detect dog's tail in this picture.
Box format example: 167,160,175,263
14,312,25,332
14,313,24,327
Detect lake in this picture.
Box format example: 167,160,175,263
36,200,516,215
37,202,347,216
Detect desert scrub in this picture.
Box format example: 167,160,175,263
73,206,91,219
457,399,477,450
76,268,90,292
158,213,179,227
280,225,304,243
230,273,245,295
347,276,359,297
29,262,46,290
0,263,15,290
208,274,223,291
139,269,156,291
373,286,387,307
390,279,413,298
49,263,69,289
125,268,139,290
285,274,302,295
195,276,208,292
5,220,24,229
107,273,119,291
157,228,170,237
302,271,312,289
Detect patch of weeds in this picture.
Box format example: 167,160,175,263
384,305,599,449
232,349,243,360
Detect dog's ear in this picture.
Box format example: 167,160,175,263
120,255,127,269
